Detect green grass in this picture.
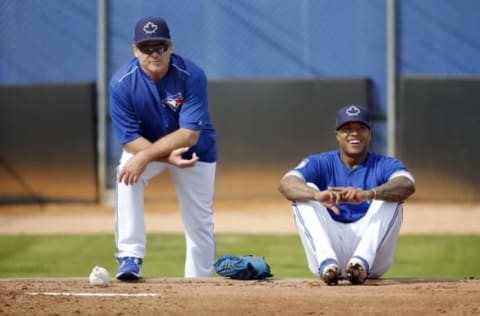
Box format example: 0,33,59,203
0,234,478,279
387,235,479,278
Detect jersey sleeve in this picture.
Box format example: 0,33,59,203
109,80,142,145
379,156,415,184
290,155,324,186
178,67,208,131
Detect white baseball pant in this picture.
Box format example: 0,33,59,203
293,186,403,278
114,151,216,277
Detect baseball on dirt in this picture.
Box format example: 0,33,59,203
89,266,110,286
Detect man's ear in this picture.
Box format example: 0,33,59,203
133,44,142,58
335,130,341,143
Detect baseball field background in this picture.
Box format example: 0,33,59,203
1,0,480,203
1,1,480,315
1,171,479,315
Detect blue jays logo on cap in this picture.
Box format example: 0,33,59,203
335,104,371,130
143,21,158,34
346,105,361,117
134,16,171,44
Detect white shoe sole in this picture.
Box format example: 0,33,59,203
347,261,367,285
322,263,340,285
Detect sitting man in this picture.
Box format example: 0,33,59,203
278,105,415,285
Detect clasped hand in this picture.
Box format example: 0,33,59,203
118,147,198,185
314,187,372,215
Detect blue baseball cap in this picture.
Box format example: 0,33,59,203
335,105,371,130
134,16,171,44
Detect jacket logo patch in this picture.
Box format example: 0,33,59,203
162,93,184,112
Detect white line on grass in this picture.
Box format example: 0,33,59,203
26,292,160,297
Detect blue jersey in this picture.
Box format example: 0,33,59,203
289,150,413,223
109,54,217,162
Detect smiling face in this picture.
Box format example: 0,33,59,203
335,122,372,167
133,40,173,81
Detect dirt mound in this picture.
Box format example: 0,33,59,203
1,278,478,315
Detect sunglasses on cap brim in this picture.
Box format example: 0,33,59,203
137,42,170,55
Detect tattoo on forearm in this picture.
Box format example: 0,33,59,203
376,177,415,202
290,182,316,200
279,176,317,201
